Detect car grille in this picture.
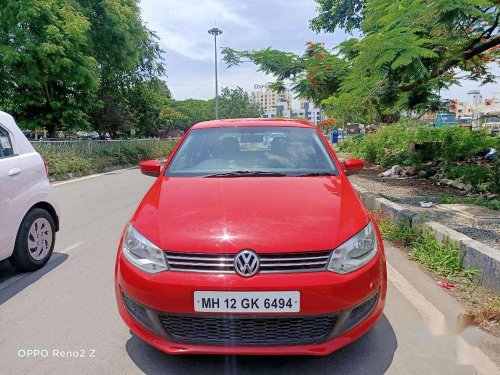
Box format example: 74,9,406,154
164,250,331,274
159,314,337,346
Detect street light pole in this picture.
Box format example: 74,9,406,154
208,27,223,119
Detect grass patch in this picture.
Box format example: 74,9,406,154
38,140,176,178
373,211,476,278
379,194,399,202
374,211,499,333
463,289,500,333
438,194,500,211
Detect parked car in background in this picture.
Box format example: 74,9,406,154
115,118,386,356
0,111,60,271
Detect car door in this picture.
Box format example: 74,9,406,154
0,124,29,255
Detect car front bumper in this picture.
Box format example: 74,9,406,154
115,245,387,356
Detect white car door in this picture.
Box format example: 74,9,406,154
0,124,30,256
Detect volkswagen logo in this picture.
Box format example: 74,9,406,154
234,250,260,277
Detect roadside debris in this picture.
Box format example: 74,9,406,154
378,165,406,178
437,280,455,290
419,201,433,208
476,148,497,160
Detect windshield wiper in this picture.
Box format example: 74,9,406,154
203,171,288,178
296,172,336,177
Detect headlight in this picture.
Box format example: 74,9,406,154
122,223,168,273
327,222,378,274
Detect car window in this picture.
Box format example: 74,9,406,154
0,126,14,158
166,126,338,177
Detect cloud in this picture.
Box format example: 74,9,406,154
141,0,257,61
140,0,499,102
167,66,273,99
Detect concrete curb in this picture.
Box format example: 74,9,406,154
352,183,500,290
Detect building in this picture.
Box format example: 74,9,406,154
451,92,500,119
298,101,325,125
251,88,292,113
467,90,482,105
261,101,293,119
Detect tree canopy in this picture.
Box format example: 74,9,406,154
0,0,167,137
160,87,263,131
223,0,500,124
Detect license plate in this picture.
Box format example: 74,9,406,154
194,291,300,313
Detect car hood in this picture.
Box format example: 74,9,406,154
132,176,369,254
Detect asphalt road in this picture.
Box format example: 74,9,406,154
0,168,498,375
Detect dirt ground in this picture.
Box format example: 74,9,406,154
349,166,500,250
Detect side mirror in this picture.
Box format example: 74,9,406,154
343,158,364,175
139,160,161,177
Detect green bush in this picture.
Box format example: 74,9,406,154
42,149,94,176
374,212,477,279
445,165,491,185
340,122,499,191
340,122,499,166
39,140,176,178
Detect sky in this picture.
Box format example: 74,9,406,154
139,0,499,103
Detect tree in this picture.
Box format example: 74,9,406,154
77,0,165,137
0,0,166,137
336,0,500,119
223,44,348,106
310,0,365,33
0,0,98,135
223,0,500,123
317,118,336,131
213,87,262,119
167,99,212,130
159,107,189,131
128,80,171,137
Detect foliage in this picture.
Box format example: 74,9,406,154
223,42,350,106
310,0,365,33
317,118,336,131
374,211,477,278
223,0,500,123
0,0,98,135
339,122,499,166
340,123,500,192
214,87,262,119
410,229,474,279
438,194,500,211
159,87,261,131
159,107,189,131
322,93,376,127
341,0,500,118
165,99,212,130
446,165,491,186
39,140,175,178
0,0,167,137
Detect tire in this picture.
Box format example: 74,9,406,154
9,208,56,272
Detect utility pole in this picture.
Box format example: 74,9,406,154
208,27,223,119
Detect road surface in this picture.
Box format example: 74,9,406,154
0,168,498,374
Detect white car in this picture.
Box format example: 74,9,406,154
0,111,60,271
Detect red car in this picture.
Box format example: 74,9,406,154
115,119,387,356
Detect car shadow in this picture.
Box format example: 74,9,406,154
0,252,68,305
126,315,397,375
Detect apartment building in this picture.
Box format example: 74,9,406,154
251,88,292,113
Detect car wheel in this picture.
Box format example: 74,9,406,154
9,208,56,272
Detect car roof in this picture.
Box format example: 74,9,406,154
190,118,316,129
0,110,35,154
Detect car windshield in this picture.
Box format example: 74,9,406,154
166,126,338,177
